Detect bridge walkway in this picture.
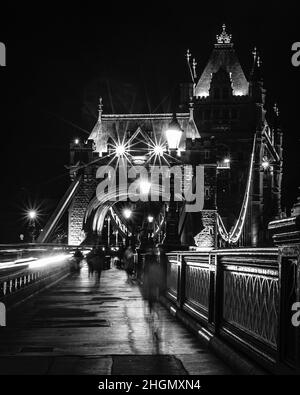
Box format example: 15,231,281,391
0,262,233,375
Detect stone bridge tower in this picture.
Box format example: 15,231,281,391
66,25,283,248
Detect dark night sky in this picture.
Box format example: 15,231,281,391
0,2,299,242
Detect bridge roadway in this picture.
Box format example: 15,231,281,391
0,262,233,375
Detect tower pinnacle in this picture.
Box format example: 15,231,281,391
98,97,103,120
216,24,232,45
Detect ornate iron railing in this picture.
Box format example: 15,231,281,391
0,245,85,308
162,247,299,374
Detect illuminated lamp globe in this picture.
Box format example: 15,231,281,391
148,215,154,223
115,144,126,157
165,114,183,150
262,159,270,170
123,208,132,219
28,210,37,220
153,145,164,156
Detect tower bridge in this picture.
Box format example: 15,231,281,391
0,25,298,376
36,25,282,250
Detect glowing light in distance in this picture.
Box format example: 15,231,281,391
199,91,209,98
140,180,151,195
233,90,245,96
148,215,154,223
153,145,165,156
123,209,132,219
262,160,270,170
28,254,71,269
28,210,37,220
74,139,79,144
224,158,230,164
115,144,126,157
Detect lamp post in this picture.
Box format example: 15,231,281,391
107,216,111,247
162,113,183,251
28,210,37,243
123,208,132,246
147,215,154,241
165,113,183,153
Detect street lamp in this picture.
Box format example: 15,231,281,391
163,113,183,251
165,113,183,150
28,210,37,220
123,208,132,219
262,157,270,170
148,215,154,223
123,208,132,247
153,145,165,156
115,144,126,157
27,210,37,243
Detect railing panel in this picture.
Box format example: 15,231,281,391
0,245,87,308
163,248,286,372
184,261,210,320
166,256,180,301
222,266,279,348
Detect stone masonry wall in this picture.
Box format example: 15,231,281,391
68,175,96,245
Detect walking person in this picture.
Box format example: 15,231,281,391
72,248,84,272
86,247,96,278
93,247,104,284
142,245,164,349
124,246,134,283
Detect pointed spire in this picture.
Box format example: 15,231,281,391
272,102,282,130
250,47,263,81
192,58,197,79
274,103,279,117
252,47,257,65
186,49,191,63
216,24,232,45
98,97,103,120
186,49,195,91
257,54,262,68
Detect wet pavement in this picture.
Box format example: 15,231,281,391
0,262,233,375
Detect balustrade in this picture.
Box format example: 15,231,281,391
141,245,299,374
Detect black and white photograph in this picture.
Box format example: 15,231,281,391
0,1,299,388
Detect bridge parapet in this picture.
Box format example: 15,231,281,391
0,244,88,310
138,246,298,374
268,204,300,375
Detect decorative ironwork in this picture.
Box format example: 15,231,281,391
167,259,179,297
222,270,279,346
185,264,210,311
